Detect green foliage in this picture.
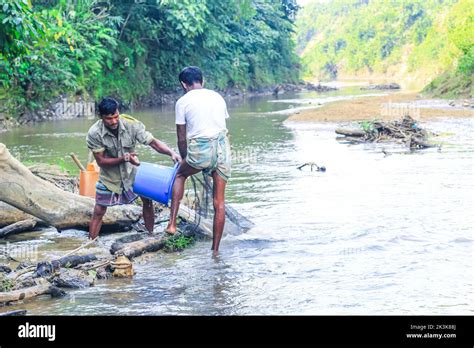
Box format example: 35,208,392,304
0,0,45,59
0,273,15,292
359,120,374,132
1,0,301,117
164,234,195,252
296,0,472,91
447,0,474,75
423,0,473,97
423,69,473,98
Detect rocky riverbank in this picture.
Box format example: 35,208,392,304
130,82,336,107
0,82,336,132
0,114,19,133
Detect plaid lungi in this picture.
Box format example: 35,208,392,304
186,131,231,182
95,181,138,206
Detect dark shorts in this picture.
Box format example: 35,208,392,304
95,181,138,207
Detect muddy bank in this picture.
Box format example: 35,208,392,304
287,92,474,122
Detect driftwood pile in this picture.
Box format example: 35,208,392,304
335,115,437,149
0,227,200,307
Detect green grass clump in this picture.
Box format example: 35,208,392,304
164,234,195,253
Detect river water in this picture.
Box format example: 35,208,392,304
0,87,473,315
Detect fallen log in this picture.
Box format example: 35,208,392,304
0,280,65,304
110,234,146,254
409,136,436,149
335,128,366,137
0,202,41,228
112,236,166,259
335,136,366,144
0,219,37,238
0,143,141,230
56,254,98,269
34,254,98,278
0,309,27,316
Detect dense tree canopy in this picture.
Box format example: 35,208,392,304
296,0,473,91
0,0,300,117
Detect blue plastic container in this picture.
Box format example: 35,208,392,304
132,162,179,206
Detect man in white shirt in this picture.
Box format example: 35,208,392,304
165,66,231,255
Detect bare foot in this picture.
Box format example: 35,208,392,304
164,225,177,235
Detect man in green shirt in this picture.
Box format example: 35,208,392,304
86,97,180,239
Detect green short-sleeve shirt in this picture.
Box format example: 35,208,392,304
86,114,154,194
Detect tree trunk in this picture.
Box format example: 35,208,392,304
0,309,27,316
111,236,166,259
335,128,366,137
410,136,436,149
0,219,37,238
0,143,141,230
0,281,64,304
0,202,40,228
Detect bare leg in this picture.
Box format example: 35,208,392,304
141,196,154,234
211,171,227,255
89,204,107,239
165,161,201,234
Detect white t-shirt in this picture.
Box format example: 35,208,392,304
175,88,229,139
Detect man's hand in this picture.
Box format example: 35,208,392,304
149,139,181,164
123,152,140,166
171,152,182,164
129,153,140,166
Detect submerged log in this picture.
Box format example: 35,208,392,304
34,254,98,278
110,234,146,254
56,254,98,268
409,136,436,149
335,128,366,137
0,219,37,238
112,236,166,259
0,280,65,304
0,143,141,230
0,309,27,316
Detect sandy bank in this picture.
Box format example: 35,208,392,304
286,92,474,122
